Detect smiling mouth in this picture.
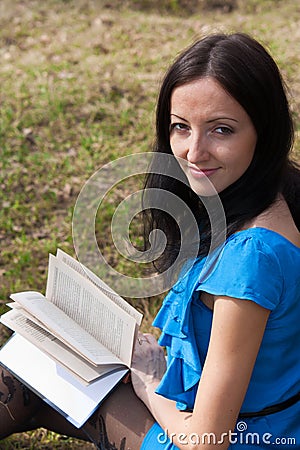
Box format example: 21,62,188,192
187,166,219,178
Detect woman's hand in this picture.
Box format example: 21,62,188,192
131,332,166,406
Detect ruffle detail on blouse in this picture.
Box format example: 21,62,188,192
153,257,207,410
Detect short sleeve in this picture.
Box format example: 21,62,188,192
195,233,284,310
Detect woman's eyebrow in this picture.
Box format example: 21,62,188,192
171,114,239,123
170,113,188,122
206,116,239,123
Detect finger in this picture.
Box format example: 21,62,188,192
142,333,158,345
136,333,149,346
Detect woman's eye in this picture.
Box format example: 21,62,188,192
169,123,189,133
214,126,233,135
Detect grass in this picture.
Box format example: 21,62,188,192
0,430,94,450
0,0,299,447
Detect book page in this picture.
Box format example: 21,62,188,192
0,335,128,428
56,249,142,325
46,255,136,367
9,291,124,366
7,301,54,331
1,309,124,383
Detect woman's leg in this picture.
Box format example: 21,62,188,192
37,382,155,449
0,367,43,438
0,367,155,449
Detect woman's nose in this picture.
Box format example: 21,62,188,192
186,133,210,163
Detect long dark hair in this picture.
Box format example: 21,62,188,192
143,32,299,273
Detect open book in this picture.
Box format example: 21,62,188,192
0,249,143,428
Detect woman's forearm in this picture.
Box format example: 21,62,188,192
140,381,231,450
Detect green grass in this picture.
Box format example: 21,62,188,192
0,0,299,447
0,430,94,449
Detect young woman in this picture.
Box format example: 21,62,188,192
1,32,300,449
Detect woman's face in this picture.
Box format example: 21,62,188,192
169,77,257,196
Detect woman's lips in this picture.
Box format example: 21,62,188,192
188,166,219,179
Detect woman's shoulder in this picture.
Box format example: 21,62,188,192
196,225,298,311
222,226,300,269
227,227,300,252
209,199,300,287
207,199,300,286
240,196,300,249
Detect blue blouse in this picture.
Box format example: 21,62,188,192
142,228,300,449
